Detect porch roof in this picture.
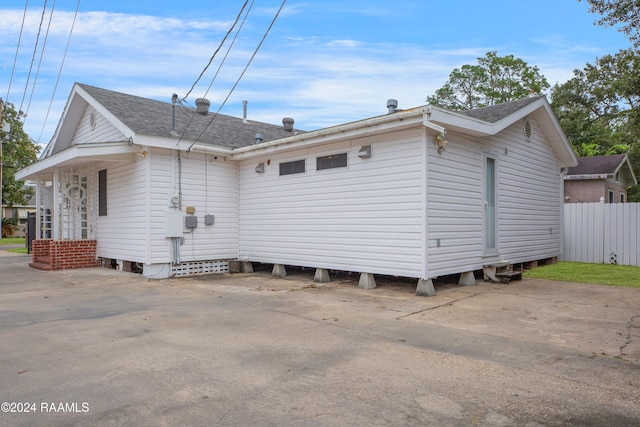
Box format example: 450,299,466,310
16,142,138,181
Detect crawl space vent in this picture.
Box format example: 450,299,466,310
523,118,532,141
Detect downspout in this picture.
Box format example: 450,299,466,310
559,167,569,260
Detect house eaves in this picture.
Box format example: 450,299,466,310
614,155,638,186
16,142,139,181
227,97,578,168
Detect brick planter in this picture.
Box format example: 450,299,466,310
30,239,100,271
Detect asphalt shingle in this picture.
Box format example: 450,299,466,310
79,83,303,149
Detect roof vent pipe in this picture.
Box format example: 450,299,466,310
283,117,294,132
195,98,210,115
255,133,263,144
387,99,398,113
243,100,248,124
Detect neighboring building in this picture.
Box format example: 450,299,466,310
1,185,36,238
564,154,637,203
17,84,577,295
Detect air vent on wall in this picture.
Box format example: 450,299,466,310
524,118,532,141
89,110,97,131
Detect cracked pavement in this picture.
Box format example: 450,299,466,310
1,253,639,426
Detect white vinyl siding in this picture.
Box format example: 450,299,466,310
148,149,239,264
427,118,562,278
238,130,425,277
95,160,148,262
72,107,126,144
427,133,484,277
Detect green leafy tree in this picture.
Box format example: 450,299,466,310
581,0,640,47
427,51,550,111
1,99,41,207
551,48,640,200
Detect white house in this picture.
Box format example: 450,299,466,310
17,84,578,295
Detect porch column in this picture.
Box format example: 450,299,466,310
52,169,60,240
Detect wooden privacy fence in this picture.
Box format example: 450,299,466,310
562,202,640,266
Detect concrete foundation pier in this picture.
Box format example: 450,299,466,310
459,271,476,286
314,268,330,283
358,273,376,289
416,279,435,296
272,264,287,278
241,261,253,273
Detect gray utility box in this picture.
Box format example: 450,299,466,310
185,215,198,229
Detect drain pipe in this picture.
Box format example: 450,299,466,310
559,167,569,260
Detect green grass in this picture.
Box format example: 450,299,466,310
0,237,25,245
523,261,640,288
6,247,28,254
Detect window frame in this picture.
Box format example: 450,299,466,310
279,159,306,176
98,169,107,216
316,152,348,171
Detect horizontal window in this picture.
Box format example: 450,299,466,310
279,159,305,176
317,153,347,170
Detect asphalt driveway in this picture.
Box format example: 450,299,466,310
0,251,639,426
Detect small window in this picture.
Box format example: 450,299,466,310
608,189,614,204
621,193,625,203
317,153,347,170
98,169,107,216
279,159,305,176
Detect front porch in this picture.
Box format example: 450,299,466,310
29,166,100,271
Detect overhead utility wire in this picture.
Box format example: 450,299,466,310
202,0,255,100
6,0,30,103
181,0,250,102
187,0,287,152
20,0,49,113
176,0,251,146
25,0,58,123
37,0,81,145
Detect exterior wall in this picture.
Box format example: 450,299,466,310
238,129,426,278
31,239,100,270
565,179,627,203
148,149,239,264
72,106,125,144
95,158,149,263
564,180,606,203
427,118,563,278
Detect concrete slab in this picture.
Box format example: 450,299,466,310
0,255,639,426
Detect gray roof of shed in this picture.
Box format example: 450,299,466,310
78,83,302,148
460,96,544,123
566,154,627,176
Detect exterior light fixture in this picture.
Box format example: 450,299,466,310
436,132,447,153
358,145,372,159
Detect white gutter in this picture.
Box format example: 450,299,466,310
227,107,428,160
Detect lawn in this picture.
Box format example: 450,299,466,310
0,237,25,245
523,261,640,288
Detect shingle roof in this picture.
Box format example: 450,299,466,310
78,83,302,148
567,154,626,176
460,96,544,123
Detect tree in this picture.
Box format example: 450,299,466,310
427,51,550,111
581,0,640,48
551,48,640,200
1,99,41,207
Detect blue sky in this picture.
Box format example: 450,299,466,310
0,0,633,145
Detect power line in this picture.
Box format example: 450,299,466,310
202,0,255,100
25,0,58,123
6,0,30,103
19,0,49,113
187,0,288,151
181,0,250,102
176,0,255,147
37,0,81,145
